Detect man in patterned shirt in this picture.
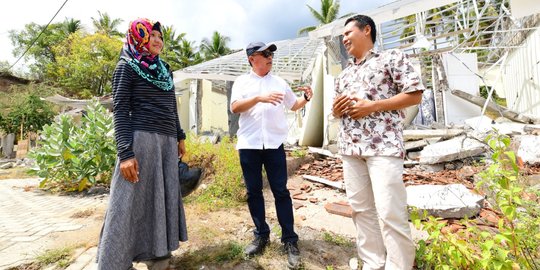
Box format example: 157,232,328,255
332,15,424,270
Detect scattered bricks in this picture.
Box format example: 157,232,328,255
309,197,318,203
324,202,352,218
293,194,308,201
479,209,500,225
293,202,305,210
291,190,303,197
335,201,350,206
441,222,465,234
299,215,307,221
300,183,311,191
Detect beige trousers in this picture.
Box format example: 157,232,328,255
341,155,415,270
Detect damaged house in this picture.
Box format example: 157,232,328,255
172,0,540,220
173,0,540,151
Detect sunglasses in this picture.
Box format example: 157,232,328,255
252,50,274,58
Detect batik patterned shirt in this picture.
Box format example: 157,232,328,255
335,48,425,158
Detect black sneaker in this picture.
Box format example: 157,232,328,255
244,237,269,257
284,241,301,269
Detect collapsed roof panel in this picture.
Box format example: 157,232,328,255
173,37,326,85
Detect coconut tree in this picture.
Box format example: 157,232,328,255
298,0,349,35
178,39,203,68
62,18,82,35
91,11,124,37
199,31,231,61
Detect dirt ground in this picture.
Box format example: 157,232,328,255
3,172,358,270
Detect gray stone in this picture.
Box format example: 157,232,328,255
514,135,540,164
419,135,487,164
407,184,484,219
0,162,14,169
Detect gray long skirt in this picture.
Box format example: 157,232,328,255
97,131,188,270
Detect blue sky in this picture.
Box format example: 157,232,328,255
1,0,393,71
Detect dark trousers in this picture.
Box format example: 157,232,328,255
239,145,298,243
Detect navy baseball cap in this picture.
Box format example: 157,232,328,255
246,42,277,57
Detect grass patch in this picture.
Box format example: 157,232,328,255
172,241,245,269
35,247,74,268
322,232,354,247
183,134,246,211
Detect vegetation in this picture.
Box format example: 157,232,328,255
29,100,116,192
183,135,246,211
298,0,352,36
200,31,232,61
412,131,540,269
0,84,56,139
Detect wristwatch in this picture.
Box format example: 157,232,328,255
303,92,311,101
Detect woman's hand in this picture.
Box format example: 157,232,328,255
178,140,186,158
120,158,139,183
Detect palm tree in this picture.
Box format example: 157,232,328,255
91,11,124,37
62,18,82,35
298,0,348,35
178,39,203,68
199,31,231,61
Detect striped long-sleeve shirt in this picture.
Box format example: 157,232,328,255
112,59,186,162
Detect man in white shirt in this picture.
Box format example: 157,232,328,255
230,41,312,269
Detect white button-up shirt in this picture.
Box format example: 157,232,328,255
230,71,297,150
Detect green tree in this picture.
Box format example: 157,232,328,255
8,22,68,78
0,93,54,138
200,31,231,61
49,32,122,97
298,0,349,35
91,11,124,38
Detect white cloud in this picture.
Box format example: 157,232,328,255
1,0,391,71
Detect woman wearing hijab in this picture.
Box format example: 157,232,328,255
97,18,187,270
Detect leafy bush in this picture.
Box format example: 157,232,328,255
29,100,116,191
412,131,540,269
0,92,55,137
183,135,246,210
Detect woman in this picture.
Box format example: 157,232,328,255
97,18,187,270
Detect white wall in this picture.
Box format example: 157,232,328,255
441,53,481,125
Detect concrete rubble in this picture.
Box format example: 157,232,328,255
406,184,484,219
293,114,540,220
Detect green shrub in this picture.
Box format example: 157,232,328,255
412,131,540,269
183,135,246,210
29,100,116,191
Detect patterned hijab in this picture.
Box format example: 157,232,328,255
120,18,174,91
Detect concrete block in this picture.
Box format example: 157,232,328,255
419,136,487,164
407,184,484,219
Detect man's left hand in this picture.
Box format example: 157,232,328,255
347,96,379,119
298,86,313,101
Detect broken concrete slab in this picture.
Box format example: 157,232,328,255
406,184,484,219
419,135,487,164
